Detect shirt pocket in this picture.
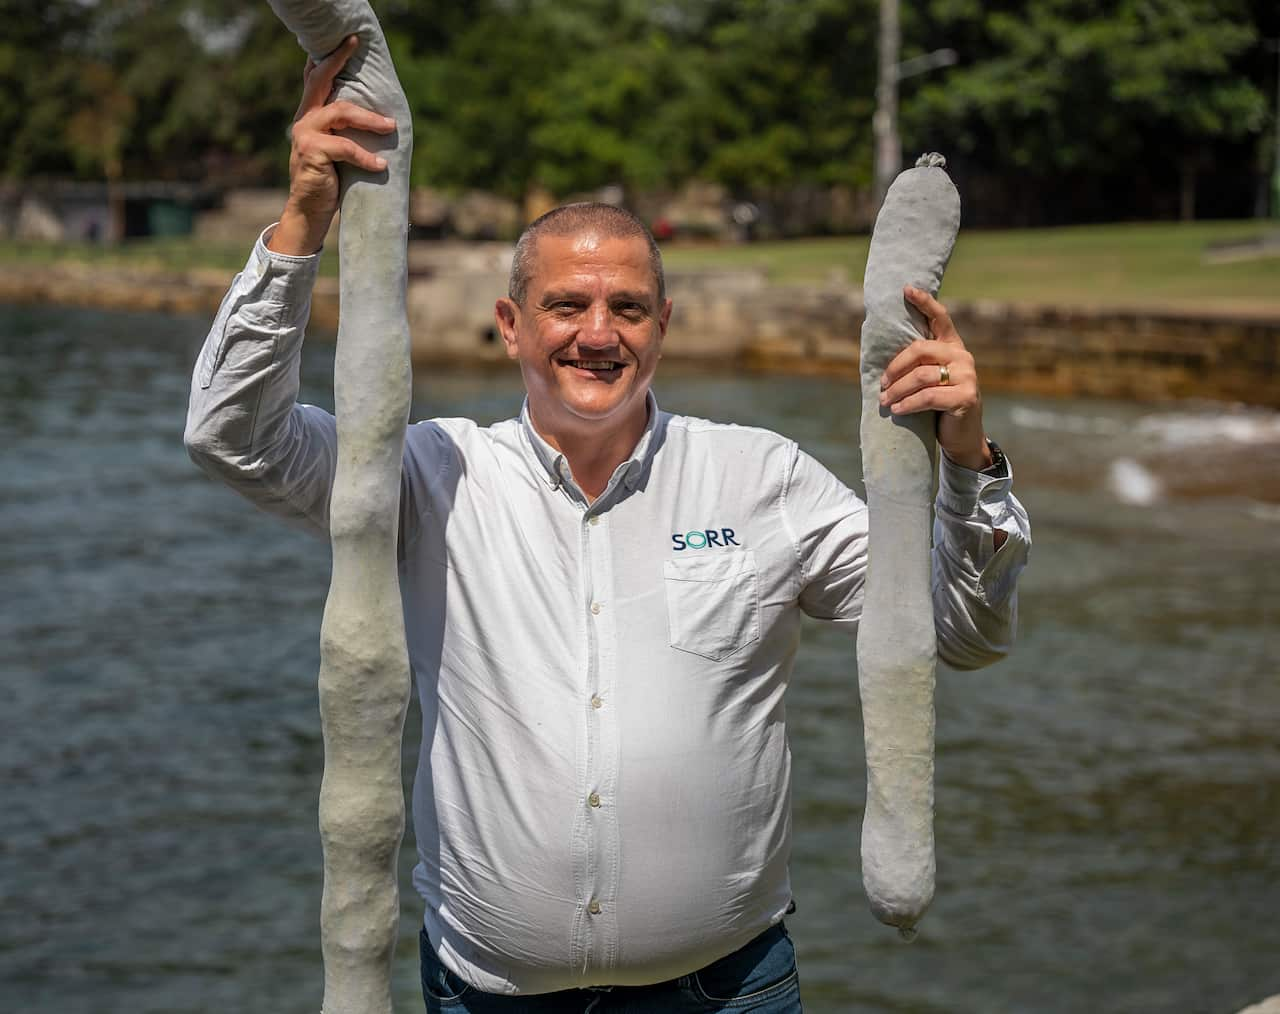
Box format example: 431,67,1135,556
197,273,243,389
663,549,760,662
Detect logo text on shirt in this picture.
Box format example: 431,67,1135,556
671,528,740,551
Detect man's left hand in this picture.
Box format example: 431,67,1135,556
878,285,992,472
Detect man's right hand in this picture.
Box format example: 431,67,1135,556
268,35,397,256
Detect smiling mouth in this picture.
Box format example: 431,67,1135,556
559,359,624,373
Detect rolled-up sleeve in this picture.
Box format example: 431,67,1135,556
930,450,1030,668
786,444,1030,670
183,225,337,535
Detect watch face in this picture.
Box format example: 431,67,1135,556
983,440,1007,476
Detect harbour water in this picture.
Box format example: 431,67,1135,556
2,303,1277,1013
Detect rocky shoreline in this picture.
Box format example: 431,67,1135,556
3,260,1277,408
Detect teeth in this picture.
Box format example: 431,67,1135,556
564,361,621,371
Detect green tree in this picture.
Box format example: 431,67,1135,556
0,0,92,178
3,0,1273,225
383,0,879,199
906,0,1267,220
98,0,298,181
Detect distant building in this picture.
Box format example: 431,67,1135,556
0,181,217,243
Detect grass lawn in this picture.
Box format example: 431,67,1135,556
0,235,341,277
662,220,1280,314
2,220,1277,313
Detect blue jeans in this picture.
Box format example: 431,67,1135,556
420,923,803,1013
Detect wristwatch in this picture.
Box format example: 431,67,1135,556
980,438,1008,477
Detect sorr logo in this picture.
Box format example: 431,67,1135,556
671,528,740,551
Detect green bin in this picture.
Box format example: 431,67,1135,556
147,200,194,237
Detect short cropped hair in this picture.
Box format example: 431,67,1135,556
508,202,665,306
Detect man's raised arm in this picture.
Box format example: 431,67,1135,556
183,37,396,534
789,281,1031,668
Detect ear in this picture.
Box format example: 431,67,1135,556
658,298,673,339
495,298,520,360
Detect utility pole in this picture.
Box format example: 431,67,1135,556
1271,40,1280,219
872,0,958,214
873,0,900,214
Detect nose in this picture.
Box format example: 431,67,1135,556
577,302,616,350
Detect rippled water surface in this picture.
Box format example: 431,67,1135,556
3,304,1278,1013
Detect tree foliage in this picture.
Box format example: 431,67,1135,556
1,0,1274,223
904,0,1269,221
1,0,298,183
908,0,1265,172
384,0,879,198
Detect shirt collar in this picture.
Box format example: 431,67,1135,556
520,390,661,493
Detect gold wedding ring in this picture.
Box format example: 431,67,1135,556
938,363,951,386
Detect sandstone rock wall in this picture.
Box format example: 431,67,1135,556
3,263,1276,407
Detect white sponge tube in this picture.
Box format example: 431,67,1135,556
265,3,413,1010
856,153,960,936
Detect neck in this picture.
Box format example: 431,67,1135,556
531,398,649,502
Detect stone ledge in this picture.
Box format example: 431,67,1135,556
2,264,1276,407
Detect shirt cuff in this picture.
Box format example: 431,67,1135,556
251,222,323,304
934,445,1029,604
194,224,322,390
937,443,1015,519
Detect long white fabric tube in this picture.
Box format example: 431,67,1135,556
856,153,961,936
263,3,413,1011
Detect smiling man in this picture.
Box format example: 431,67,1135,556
494,207,671,501
185,40,1030,1014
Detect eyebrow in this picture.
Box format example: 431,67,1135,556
609,291,656,306
538,289,656,307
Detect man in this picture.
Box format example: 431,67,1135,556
185,39,1029,1014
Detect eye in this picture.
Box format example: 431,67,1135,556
615,302,647,320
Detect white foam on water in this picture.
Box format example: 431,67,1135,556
1013,404,1280,445
1108,458,1162,506
1011,404,1280,454
1246,501,1280,523
1134,410,1280,449
1010,406,1124,436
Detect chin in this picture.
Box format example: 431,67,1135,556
564,395,630,423
525,364,651,432
558,381,636,420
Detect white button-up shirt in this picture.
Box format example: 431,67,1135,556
185,230,1030,995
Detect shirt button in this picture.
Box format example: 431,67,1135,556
590,602,601,615
590,695,603,710
588,792,601,808
588,515,601,526
588,900,602,915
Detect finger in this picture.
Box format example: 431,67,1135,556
880,362,960,408
904,284,960,342
903,284,946,323
321,35,360,81
312,100,397,135
293,58,319,122
301,35,358,111
297,133,388,174
882,358,973,407
887,384,972,417
880,338,951,390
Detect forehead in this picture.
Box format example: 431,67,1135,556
526,230,657,298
